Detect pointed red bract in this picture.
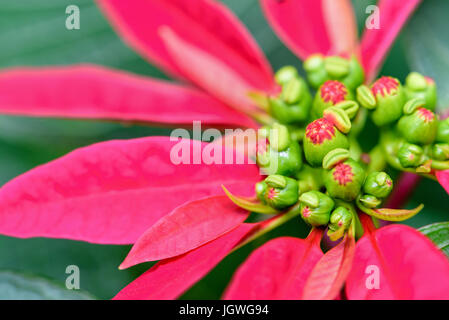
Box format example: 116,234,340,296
260,0,330,59
436,170,449,195
97,0,274,90
346,222,449,299
120,196,249,268
159,27,265,113
0,137,259,244
360,0,422,81
113,223,258,300
0,65,256,128
302,235,355,300
223,231,323,300
320,0,358,57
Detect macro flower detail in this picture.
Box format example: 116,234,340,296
299,191,334,227
404,72,437,110
312,80,353,118
357,76,405,126
303,54,364,90
0,0,449,302
325,160,365,201
304,117,349,167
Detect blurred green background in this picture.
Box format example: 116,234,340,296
0,0,447,299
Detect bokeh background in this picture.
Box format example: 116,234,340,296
0,0,447,299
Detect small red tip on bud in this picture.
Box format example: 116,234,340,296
417,108,435,122
333,162,354,186
320,80,348,104
305,118,335,145
372,76,399,97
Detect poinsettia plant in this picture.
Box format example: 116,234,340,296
0,0,449,300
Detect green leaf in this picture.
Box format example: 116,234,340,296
0,270,94,299
419,222,449,258
403,0,449,113
0,235,153,299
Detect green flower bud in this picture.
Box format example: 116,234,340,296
322,148,351,170
281,77,303,104
363,172,393,198
358,194,382,208
323,107,352,134
295,165,324,193
258,175,299,209
324,159,366,201
304,54,327,89
256,124,303,176
324,56,350,78
299,191,334,226
335,100,360,120
397,101,438,145
397,143,425,168
341,57,365,90
269,76,312,124
405,72,437,111
275,66,298,85
367,77,406,126
328,206,353,232
303,118,349,167
436,118,449,143
433,143,449,161
356,85,376,110
304,55,364,90
269,122,290,151
312,80,353,119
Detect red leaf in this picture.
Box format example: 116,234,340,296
120,196,249,268
113,223,258,300
360,0,422,81
320,0,358,57
436,170,449,195
159,27,266,113
261,0,358,60
0,65,256,128
223,230,323,300
96,0,274,90
0,137,259,244
302,235,356,300
346,222,449,299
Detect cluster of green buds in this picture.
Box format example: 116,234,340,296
226,59,434,243
269,66,312,125
404,72,437,110
303,54,364,90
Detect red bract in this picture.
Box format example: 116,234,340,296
223,229,323,300
346,215,449,299
119,196,250,268
302,235,355,300
436,170,449,195
0,0,447,301
0,137,258,244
